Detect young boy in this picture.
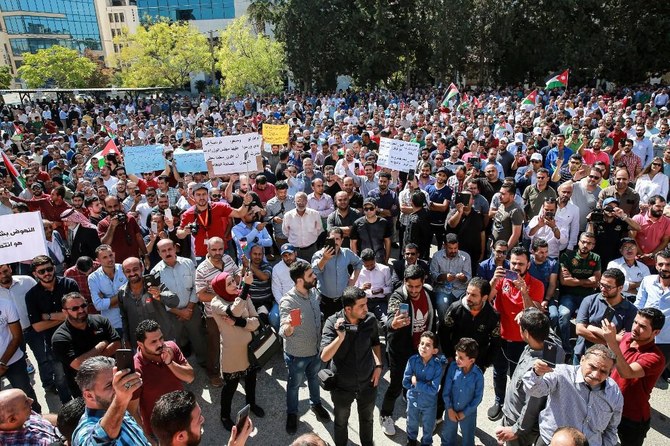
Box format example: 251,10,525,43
402,331,446,446
441,337,484,446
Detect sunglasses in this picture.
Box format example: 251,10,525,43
652,163,662,167
588,175,601,180
66,304,87,312
211,194,221,199
146,194,156,198
35,266,54,274
363,207,375,211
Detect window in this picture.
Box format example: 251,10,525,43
109,13,114,23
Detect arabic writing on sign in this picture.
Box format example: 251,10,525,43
173,150,207,173
201,134,263,175
123,145,166,174
0,211,47,264
377,137,420,173
262,124,289,145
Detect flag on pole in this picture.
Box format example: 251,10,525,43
472,96,481,109
11,123,23,141
545,69,569,90
458,93,470,110
104,124,116,139
0,149,25,190
521,90,538,110
101,138,119,157
441,83,460,107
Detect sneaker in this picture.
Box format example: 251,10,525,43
26,360,35,374
209,376,224,388
220,417,234,431
487,402,502,421
311,404,331,422
250,404,265,418
286,413,298,434
380,415,396,436
406,440,418,446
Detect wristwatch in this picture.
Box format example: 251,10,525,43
45,313,51,320
0,361,7,367
375,364,382,369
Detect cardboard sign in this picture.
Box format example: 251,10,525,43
0,211,47,264
123,145,165,174
377,137,420,173
262,124,289,145
202,134,263,176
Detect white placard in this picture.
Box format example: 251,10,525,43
0,211,47,264
377,137,421,173
201,134,263,175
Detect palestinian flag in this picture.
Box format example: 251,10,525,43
11,123,23,141
458,93,470,110
104,124,116,139
545,69,569,90
472,96,481,109
441,83,459,107
101,138,119,157
0,149,25,190
521,90,538,110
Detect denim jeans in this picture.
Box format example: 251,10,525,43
407,398,437,445
441,412,477,446
22,326,55,387
284,352,322,415
2,355,41,413
268,302,280,331
332,384,377,446
554,294,583,355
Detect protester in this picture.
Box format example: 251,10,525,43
0,389,58,444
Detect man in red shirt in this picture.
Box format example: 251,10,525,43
97,196,147,264
12,184,71,239
602,307,666,446
487,246,544,421
177,184,253,262
128,319,195,436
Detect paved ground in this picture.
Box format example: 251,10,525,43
11,341,670,446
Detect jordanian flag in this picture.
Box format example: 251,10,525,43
521,90,538,109
104,124,116,139
545,69,569,90
441,83,459,107
0,149,25,190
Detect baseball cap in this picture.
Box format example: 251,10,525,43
514,133,524,143
435,167,448,175
280,243,296,255
192,183,208,193
530,153,543,162
603,197,619,207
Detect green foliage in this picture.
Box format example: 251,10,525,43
0,66,12,89
17,46,97,88
114,19,210,89
217,16,286,95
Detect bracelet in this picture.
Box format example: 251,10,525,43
375,364,382,369
165,361,172,366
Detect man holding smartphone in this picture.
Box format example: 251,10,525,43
279,262,331,434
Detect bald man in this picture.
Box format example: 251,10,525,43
549,427,588,446
0,389,60,444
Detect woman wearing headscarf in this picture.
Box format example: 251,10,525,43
210,270,266,430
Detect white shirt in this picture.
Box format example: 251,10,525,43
0,298,23,365
555,202,580,250
271,259,308,304
0,276,37,329
282,208,323,248
607,257,650,293
526,215,568,258
355,264,393,299
634,173,669,203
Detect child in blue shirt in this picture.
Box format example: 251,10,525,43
402,331,446,446
441,337,484,446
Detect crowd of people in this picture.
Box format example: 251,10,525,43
0,84,669,446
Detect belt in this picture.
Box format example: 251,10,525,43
297,241,317,250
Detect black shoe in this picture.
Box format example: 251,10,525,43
286,414,298,434
487,402,502,421
311,404,331,422
250,404,265,418
220,417,234,431
406,440,418,446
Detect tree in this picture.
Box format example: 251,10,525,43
246,0,277,35
83,49,113,88
114,19,210,89
17,46,96,88
0,66,12,89
217,16,285,95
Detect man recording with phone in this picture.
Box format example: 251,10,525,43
527,197,566,259
586,197,640,268
321,286,383,446
279,262,330,434
97,196,147,265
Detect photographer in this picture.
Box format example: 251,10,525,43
526,197,566,259
97,196,148,264
586,197,640,268
320,286,383,446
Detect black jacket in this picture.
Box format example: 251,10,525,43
440,298,501,369
385,284,437,363
68,226,101,265
390,258,431,292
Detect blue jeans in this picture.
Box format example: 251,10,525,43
554,294,583,355
434,289,462,320
269,302,280,331
22,326,55,388
284,352,322,415
2,355,41,413
441,412,477,446
407,398,437,445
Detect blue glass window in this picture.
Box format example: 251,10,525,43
135,0,235,21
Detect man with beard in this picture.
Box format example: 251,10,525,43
151,391,210,446
447,190,485,273
98,196,147,264
73,356,150,445
632,194,670,270
327,191,361,249
283,192,323,262
272,244,307,325
492,183,524,249
51,292,120,398
367,172,399,241
279,262,331,434
613,139,642,180
85,196,106,226
341,176,363,212
128,320,195,437
598,167,640,218
88,245,126,339
11,185,71,239
480,165,503,204
602,307,666,446
195,237,239,386
426,167,452,249
555,182,580,252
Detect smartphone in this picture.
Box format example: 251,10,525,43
143,273,160,288
151,221,158,233
603,306,616,323
399,303,409,316
505,270,518,281
290,308,302,327
455,192,469,206
164,208,172,220
542,340,558,367
235,404,250,433
407,169,415,182
471,159,481,170
115,349,135,373
324,238,336,251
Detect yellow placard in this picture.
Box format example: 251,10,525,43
263,124,289,145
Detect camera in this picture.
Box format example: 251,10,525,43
337,323,358,333
590,208,604,223
115,212,127,224
188,222,199,235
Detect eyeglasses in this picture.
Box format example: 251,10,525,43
66,304,87,312
35,266,54,274
364,207,375,211
211,194,221,199
146,194,156,198
652,163,662,167
588,175,601,180
599,283,616,290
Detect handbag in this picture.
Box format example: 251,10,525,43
318,368,337,391
247,319,282,368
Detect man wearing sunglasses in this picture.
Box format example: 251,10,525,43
51,292,121,398
25,255,80,403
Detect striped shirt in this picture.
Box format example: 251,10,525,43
194,255,239,317
73,408,150,446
